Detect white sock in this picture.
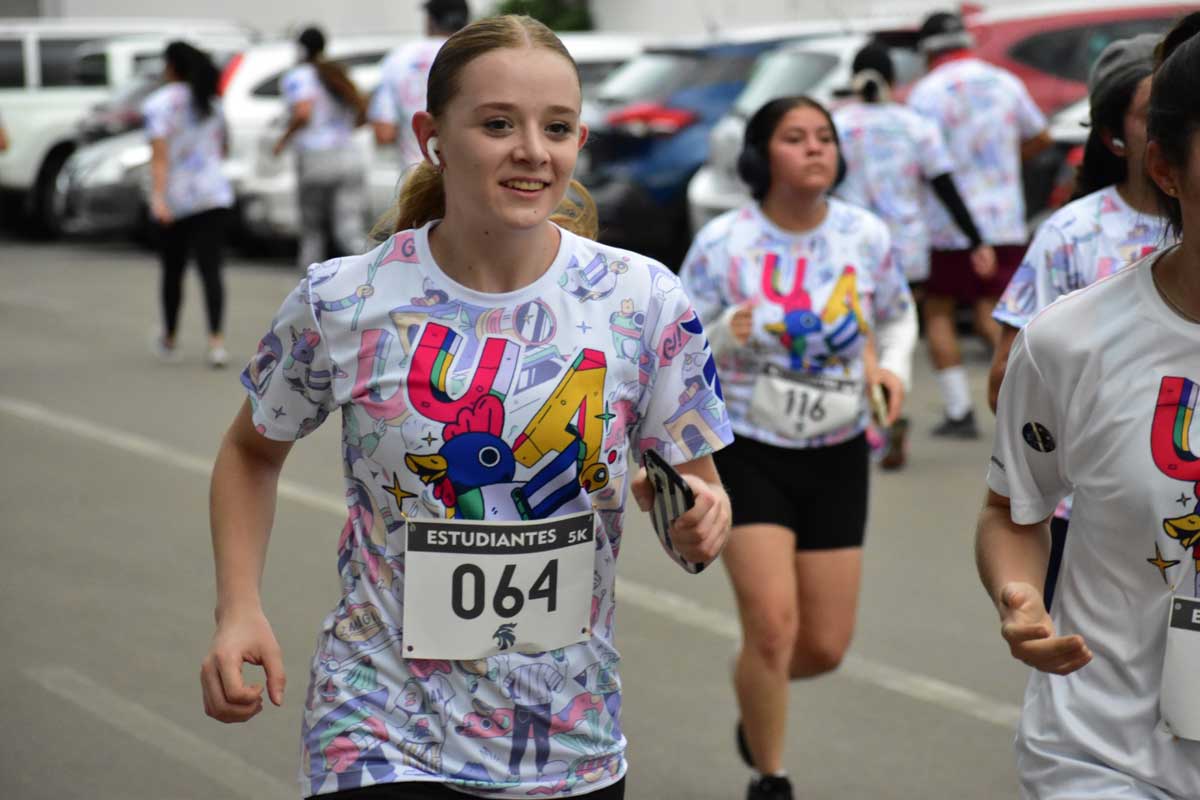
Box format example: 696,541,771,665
937,366,972,419
754,770,788,780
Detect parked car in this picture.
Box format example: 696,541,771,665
686,31,922,235
966,0,1195,115
0,18,256,235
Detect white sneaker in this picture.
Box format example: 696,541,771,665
153,335,181,363
207,345,229,369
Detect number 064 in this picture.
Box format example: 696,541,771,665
450,560,559,620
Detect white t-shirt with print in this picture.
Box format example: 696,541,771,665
369,39,445,167
987,252,1200,799
994,186,1171,520
679,199,913,450
281,63,357,152
908,57,1046,250
833,101,956,283
141,82,233,219
241,221,733,798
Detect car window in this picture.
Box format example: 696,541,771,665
598,50,759,105
577,60,626,93
74,52,108,86
1008,27,1090,83
252,52,385,98
39,38,97,86
1078,18,1176,75
734,49,839,116
0,39,24,88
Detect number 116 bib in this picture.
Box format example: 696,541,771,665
747,363,863,440
401,512,595,660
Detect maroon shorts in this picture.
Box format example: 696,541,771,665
926,244,1025,302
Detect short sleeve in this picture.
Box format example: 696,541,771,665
282,66,318,106
240,277,338,441
141,92,172,140
1010,75,1047,140
986,329,1070,523
993,222,1070,329
862,222,910,324
634,267,734,465
368,82,397,124
913,114,955,179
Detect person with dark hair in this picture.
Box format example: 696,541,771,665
201,14,733,800
679,95,915,800
987,34,1171,612
833,40,995,469
370,0,470,166
908,11,1050,439
275,25,369,270
143,40,233,367
977,13,1200,797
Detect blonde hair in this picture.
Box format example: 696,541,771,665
377,15,598,240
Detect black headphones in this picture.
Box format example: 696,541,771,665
736,98,848,199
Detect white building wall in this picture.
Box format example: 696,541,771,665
590,0,943,36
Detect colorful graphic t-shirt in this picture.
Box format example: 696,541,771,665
281,63,357,152
994,186,1171,520
679,199,912,449
908,57,1046,250
987,252,1200,799
141,82,233,219
833,101,956,283
241,222,732,798
369,39,445,167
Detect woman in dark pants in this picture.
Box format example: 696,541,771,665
143,40,233,367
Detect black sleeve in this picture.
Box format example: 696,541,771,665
930,173,983,248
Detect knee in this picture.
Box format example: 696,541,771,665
791,632,850,677
744,611,798,671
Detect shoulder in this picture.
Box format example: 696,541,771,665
694,206,747,251
1039,190,1107,241
568,232,678,287
143,82,183,112
829,198,889,241
1023,256,1142,353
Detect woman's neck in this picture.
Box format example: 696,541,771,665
429,215,560,294
1155,234,1200,321
1116,173,1162,217
760,191,829,233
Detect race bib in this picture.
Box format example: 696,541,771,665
1160,594,1200,740
401,512,595,660
747,364,863,440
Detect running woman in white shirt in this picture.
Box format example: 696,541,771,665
908,11,1050,439
680,96,917,800
988,34,1171,611
275,27,369,271
833,41,995,469
201,16,734,800
144,41,234,367
370,0,469,168
978,15,1200,798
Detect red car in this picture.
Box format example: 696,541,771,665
965,0,1197,115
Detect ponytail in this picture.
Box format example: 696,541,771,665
164,41,219,118
315,59,368,125
375,164,599,241
852,69,890,104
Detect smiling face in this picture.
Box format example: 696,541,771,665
765,105,840,198
426,46,587,233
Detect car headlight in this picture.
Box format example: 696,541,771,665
78,156,125,187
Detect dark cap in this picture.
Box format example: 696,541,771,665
423,0,469,31
1088,33,1157,115
918,11,974,54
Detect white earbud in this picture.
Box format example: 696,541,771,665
1112,136,1126,151
426,136,441,168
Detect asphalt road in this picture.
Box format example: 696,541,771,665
0,235,1030,799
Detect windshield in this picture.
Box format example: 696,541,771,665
596,52,696,104
733,49,838,117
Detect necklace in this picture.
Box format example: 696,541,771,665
1153,262,1200,324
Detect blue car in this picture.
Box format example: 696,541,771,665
579,31,825,266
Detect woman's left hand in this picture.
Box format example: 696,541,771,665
868,367,905,427
151,194,173,225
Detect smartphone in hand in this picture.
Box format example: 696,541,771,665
870,383,890,428
642,449,704,574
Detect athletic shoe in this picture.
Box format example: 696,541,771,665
746,774,794,800
931,410,978,439
736,720,754,768
207,345,229,369
880,417,909,470
153,335,181,363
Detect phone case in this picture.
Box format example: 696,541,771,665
642,449,704,574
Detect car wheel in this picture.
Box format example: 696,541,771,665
30,145,74,239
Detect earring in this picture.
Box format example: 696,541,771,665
426,136,441,169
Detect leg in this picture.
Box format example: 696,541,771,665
787,548,864,678
159,217,190,344
922,294,961,371
191,210,227,339
723,523,800,775
973,297,1001,352
297,178,328,270
331,174,368,258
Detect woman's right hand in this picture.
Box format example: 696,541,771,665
201,606,286,723
729,303,754,345
998,581,1092,675
151,194,173,225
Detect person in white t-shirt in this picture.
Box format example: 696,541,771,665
680,95,917,800
977,15,1200,797
988,33,1171,612
275,27,369,271
201,15,733,800
908,11,1050,439
833,40,995,470
371,0,469,168
143,41,234,368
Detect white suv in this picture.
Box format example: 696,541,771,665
0,18,255,234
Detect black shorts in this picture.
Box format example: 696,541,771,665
713,433,869,550
313,778,625,800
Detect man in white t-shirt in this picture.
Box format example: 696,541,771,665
907,11,1049,439
370,0,469,167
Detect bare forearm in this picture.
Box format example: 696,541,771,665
150,142,168,198
975,495,1050,612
